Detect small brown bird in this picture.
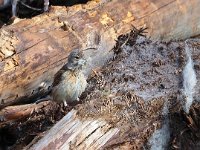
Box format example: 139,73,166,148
51,49,87,106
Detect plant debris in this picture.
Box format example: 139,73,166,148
1,27,200,149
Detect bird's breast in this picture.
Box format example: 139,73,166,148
52,71,87,102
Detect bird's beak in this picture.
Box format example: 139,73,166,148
78,59,86,66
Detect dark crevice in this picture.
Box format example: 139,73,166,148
0,126,18,150
0,0,90,27
51,0,89,6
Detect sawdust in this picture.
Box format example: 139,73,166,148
76,30,200,149
75,28,184,148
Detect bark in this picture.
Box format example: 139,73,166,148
0,101,51,126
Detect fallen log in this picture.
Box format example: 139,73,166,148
26,110,120,150
1,0,200,108
0,101,51,125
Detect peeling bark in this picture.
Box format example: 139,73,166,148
0,101,51,125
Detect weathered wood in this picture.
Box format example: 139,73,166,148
26,110,119,150
0,101,51,124
0,0,200,108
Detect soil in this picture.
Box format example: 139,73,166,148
0,28,200,149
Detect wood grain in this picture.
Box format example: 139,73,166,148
27,110,119,150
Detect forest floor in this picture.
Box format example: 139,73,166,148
1,28,200,150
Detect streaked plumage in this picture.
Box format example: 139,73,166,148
51,49,87,106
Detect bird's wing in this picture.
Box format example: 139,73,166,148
52,64,69,87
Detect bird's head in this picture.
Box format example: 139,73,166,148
67,49,86,70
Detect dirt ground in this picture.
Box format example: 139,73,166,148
0,28,200,150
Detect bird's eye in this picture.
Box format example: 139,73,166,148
75,56,79,59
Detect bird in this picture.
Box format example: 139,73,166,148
51,49,87,106
49,48,87,106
